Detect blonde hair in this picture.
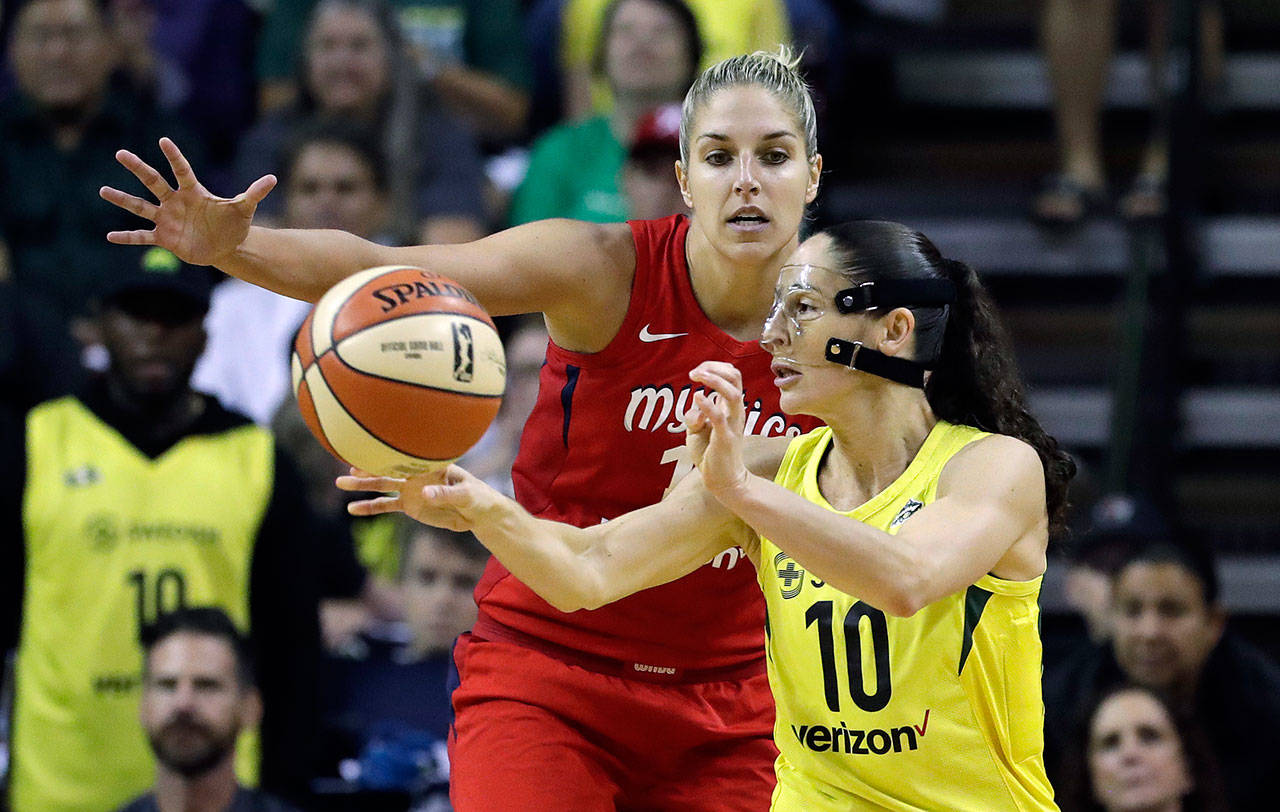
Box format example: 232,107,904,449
678,46,818,165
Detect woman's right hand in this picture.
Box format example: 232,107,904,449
336,464,508,533
686,361,751,504
99,137,276,266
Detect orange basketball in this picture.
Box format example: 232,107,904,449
291,266,505,477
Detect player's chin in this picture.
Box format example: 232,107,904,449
776,388,818,419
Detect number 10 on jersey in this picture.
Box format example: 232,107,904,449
805,600,893,714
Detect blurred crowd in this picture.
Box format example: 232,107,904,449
0,0,1277,810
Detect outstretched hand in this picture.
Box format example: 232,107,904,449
336,464,505,533
685,361,751,501
99,137,276,266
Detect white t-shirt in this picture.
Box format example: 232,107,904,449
192,278,312,425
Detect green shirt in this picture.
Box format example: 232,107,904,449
256,0,531,90
508,115,628,226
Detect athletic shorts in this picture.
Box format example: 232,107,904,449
448,632,778,811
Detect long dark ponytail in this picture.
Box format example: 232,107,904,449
824,221,1077,536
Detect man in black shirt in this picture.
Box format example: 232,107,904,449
117,608,301,812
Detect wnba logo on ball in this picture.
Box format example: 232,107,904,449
452,322,475,382
292,265,505,476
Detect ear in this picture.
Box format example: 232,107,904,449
1206,603,1227,648
877,307,916,358
675,161,693,209
240,686,264,729
805,154,822,204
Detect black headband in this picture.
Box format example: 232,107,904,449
833,279,956,314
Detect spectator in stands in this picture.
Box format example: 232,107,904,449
0,0,202,323
197,122,393,427
1064,493,1170,644
509,0,702,225
117,608,302,812
318,522,486,798
1043,536,1280,810
255,0,532,141
0,246,323,811
559,0,788,119
1057,682,1228,812
620,102,686,221
236,0,486,246
105,0,257,192
204,124,404,647
1033,0,1224,225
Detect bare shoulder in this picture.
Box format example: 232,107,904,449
743,435,796,481
512,218,634,272
940,433,1046,508
540,220,636,352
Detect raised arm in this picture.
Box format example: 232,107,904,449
337,464,751,613
690,362,1050,618
101,139,635,351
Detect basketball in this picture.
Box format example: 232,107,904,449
291,265,506,477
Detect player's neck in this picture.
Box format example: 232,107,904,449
684,225,792,342
152,757,238,812
819,388,935,510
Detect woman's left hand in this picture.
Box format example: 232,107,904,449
686,361,750,502
336,464,505,533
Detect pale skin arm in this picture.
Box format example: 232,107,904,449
99,138,634,352
334,370,792,612
337,464,752,613
689,362,1050,618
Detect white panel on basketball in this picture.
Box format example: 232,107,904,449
290,352,304,395
308,265,412,357
303,362,454,476
335,314,506,396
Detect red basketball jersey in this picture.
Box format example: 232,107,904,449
476,215,821,672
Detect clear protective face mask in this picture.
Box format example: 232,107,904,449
761,263,855,352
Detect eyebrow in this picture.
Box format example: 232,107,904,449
697,131,799,144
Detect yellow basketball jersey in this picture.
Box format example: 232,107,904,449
760,422,1057,811
12,397,272,812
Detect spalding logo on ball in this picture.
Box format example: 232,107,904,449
292,266,506,477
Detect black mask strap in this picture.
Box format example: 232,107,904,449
824,339,932,389
834,279,956,314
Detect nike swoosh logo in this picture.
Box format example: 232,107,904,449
639,325,689,343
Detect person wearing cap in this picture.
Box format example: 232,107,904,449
1042,533,1280,810
621,102,687,221
1062,493,1172,646
0,246,323,812
508,0,702,225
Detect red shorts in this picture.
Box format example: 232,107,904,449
448,633,778,811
